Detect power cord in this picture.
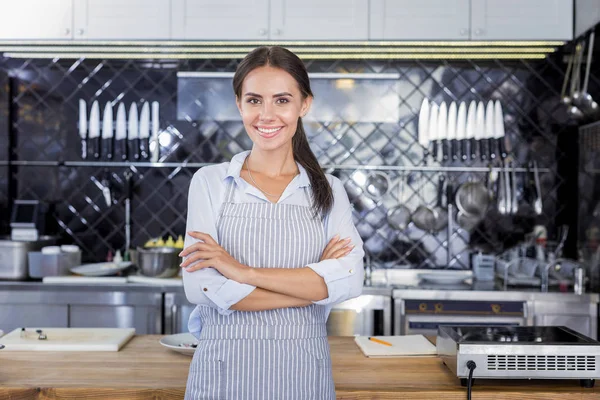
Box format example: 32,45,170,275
466,360,477,400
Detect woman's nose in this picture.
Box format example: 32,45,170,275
259,103,275,120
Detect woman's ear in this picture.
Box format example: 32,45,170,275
300,95,313,117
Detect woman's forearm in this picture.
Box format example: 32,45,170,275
230,287,312,311
241,267,328,302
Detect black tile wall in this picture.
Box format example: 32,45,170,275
0,52,578,268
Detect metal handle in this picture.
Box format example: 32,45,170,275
460,28,468,36
274,29,282,36
259,29,267,36
171,304,178,334
77,28,85,35
65,28,71,36
474,28,483,36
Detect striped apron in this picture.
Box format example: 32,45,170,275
185,177,335,400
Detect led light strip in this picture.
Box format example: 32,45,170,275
3,52,549,60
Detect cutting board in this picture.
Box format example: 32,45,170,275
42,276,128,284
127,275,183,286
0,328,135,351
354,335,437,358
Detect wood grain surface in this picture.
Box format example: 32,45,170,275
0,335,597,399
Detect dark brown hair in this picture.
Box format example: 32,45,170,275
232,46,333,216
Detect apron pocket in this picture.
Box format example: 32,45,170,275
186,357,227,400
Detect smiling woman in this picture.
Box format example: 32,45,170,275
180,46,365,400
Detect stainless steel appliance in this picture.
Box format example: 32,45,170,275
0,236,57,280
437,325,600,389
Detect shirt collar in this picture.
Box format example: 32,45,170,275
225,150,311,188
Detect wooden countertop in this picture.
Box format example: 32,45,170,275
0,335,598,399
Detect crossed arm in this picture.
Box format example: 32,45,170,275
180,232,355,311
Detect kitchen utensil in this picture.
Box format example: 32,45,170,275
428,103,439,162
456,102,467,161
466,101,477,161
89,100,101,159
70,261,132,277
494,101,507,160
568,42,585,120
438,101,449,162
484,101,495,160
532,160,543,215
411,176,436,232
475,101,486,161
364,171,390,199
0,236,57,280
387,173,411,231
124,170,132,260
101,101,113,160
0,327,135,352
577,30,598,116
100,170,112,207
437,325,600,387
447,101,458,161
455,177,490,219
160,333,198,356
136,246,181,278
510,161,519,214
128,103,140,160
139,102,150,160
78,99,87,159
432,175,448,232
560,47,576,106
28,249,82,278
503,160,512,214
115,103,127,161
418,98,430,161
151,101,160,162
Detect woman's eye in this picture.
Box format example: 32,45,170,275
276,98,289,104
247,98,260,104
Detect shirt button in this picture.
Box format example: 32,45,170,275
349,269,353,274
203,288,208,292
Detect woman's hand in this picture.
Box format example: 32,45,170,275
180,231,250,283
320,234,354,261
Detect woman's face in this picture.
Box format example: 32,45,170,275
237,66,312,152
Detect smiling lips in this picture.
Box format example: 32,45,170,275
255,126,283,138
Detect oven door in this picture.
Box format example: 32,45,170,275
403,314,526,336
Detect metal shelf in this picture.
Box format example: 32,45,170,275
6,160,551,173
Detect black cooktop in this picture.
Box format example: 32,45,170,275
443,326,598,344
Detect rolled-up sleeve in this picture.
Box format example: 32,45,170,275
306,176,365,306
182,169,256,316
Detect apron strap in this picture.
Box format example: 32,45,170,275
216,177,236,224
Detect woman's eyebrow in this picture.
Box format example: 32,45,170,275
243,92,293,98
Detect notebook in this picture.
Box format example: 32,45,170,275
354,335,437,357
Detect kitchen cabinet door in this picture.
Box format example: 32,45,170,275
0,304,68,333
369,0,470,40
73,0,171,40
171,0,270,40
0,0,72,40
270,0,369,40
471,0,573,40
69,305,162,334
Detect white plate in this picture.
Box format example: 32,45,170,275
418,272,467,285
159,333,198,356
70,262,132,277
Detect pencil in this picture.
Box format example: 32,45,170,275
368,336,392,346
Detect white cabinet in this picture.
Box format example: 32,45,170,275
471,0,573,40
171,0,270,40
270,0,369,40
73,0,171,40
370,0,470,40
575,0,600,38
0,0,73,40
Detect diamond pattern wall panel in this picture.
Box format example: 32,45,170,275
0,52,575,266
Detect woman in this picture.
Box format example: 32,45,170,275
180,46,365,400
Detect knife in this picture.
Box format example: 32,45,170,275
115,103,127,161
78,99,87,160
466,101,477,161
89,100,101,159
150,101,159,163
418,98,430,163
456,102,467,161
494,100,507,160
101,101,113,160
128,103,139,160
447,102,457,161
437,101,448,162
139,102,150,160
485,101,496,160
428,103,439,162
475,101,486,161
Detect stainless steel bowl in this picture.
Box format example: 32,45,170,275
135,246,180,278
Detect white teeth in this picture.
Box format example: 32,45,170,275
257,127,281,134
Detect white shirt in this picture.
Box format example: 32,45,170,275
182,150,365,319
